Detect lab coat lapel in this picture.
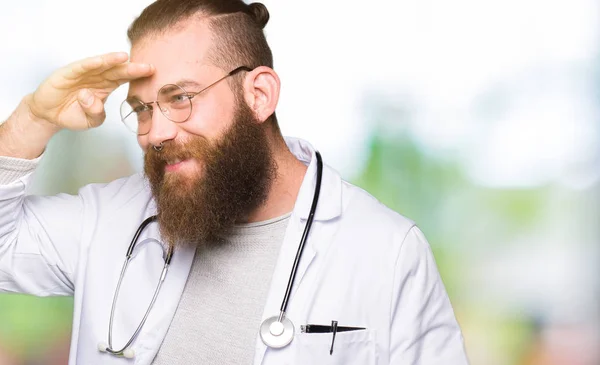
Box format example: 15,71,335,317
253,138,343,365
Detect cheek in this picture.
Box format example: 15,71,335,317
137,136,149,150
184,93,237,139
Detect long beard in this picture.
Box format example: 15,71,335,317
144,102,276,247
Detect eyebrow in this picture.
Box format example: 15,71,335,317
174,79,203,90
127,79,204,102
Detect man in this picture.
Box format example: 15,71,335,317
0,0,469,364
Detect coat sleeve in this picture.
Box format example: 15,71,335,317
0,156,83,296
389,225,470,364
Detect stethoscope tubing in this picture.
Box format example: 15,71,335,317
278,151,323,320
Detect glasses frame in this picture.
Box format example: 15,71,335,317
120,66,253,135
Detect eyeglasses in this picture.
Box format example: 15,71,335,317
120,66,252,135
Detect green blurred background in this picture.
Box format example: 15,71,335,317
0,0,598,364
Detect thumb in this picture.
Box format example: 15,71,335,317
78,89,106,128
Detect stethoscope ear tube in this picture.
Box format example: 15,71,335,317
125,216,157,258
101,215,173,359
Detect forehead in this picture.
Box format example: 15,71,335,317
128,19,216,95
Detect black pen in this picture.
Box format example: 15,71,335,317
329,320,338,355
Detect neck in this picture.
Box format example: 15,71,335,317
245,134,308,223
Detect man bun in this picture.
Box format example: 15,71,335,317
246,2,270,29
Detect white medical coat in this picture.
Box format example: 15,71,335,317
0,137,469,364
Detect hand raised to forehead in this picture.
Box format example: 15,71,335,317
27,52,155,131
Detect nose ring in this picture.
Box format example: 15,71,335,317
153,143,163,152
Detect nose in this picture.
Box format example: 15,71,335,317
146,105,178,148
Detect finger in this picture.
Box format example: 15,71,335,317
101,62,155,82
78,89,106,128
61,52,129,81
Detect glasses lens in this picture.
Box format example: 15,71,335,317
120,99,152,135
157,84,192,123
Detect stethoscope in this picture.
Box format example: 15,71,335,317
97,215,174,358
97,151,322,358
259,151,322,348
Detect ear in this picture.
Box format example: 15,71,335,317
242,66,280,123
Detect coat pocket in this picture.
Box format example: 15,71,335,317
292,329,377,365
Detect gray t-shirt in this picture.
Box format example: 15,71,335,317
152,213,291,364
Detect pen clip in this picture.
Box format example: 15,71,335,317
329,320,338,355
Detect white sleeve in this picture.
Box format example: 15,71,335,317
0,155,42,185
0,162,83,296
389,226,470,364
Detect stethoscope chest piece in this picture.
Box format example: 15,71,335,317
260,315,295,348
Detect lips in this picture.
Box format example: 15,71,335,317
166,158,183,165
163,157,195,173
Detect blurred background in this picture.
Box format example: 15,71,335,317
0,0,598,364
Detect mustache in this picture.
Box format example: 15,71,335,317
145,138,210,165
